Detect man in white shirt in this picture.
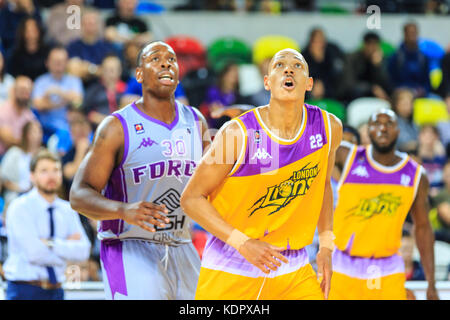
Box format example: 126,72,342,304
3,149,91,300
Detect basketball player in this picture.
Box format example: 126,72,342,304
181,48,343,300
70,41,211,299
329,109,439,300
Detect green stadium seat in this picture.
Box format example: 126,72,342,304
307,98,346,122
207,37,252,73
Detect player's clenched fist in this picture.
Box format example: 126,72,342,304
118,201,170,233
238,239,289,274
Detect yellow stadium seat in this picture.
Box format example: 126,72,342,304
252,35,300,66
413,97,449,126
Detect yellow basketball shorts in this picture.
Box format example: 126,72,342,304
195,236,324,300
328,249,407,300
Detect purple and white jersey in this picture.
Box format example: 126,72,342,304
98,101,203,245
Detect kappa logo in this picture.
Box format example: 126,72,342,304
351,165,370,178
251,148,272,160
138,137,158,149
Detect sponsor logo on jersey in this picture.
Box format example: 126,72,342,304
138,137,158,149
131,160,197,184
249,162,320,216
255,130,261,144
351,165,370,178
251,148,272,160
346,193,402,220
400,174,411,186
134,123,145,134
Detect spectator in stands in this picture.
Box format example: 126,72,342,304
46,0,84,46
302,27,346,100
7,16,49,81
246,57,271,107
418,125,447,196
61,112,91,198
0,50,14,103
431,160,450,243
105,0,152,48
343,32,391,101
0,0,41,56
82,55,125,128
66,8,117,82
388,21,430,97
122,39,142,81
0,76,35,158
32,46,83,144
0,120,42,208
392,88,420,153
201,62,247,129
3,149,90,300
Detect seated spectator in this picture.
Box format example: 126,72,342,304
431,160,450,243
32,46,83,143
82,55,126,128
46,0,85,46
200,62,248,129
0,120,42,208
343,32,391,101
302,27,346,100
0,50,14,104
0,76,35,158
67,8,118,82
105,0,152,48
388,21,430,97
61,113,92,198
418,125,447,196
7,16,50,81
0,0,41,56
392,88,419,153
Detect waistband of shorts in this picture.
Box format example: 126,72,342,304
332,248,405,279
200,236,309,278
100,237,192,247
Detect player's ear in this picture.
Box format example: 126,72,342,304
136,67,143,83
305,77,313,92
263,75,270,91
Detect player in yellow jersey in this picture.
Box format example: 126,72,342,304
180,48,343,300
329,109,439,300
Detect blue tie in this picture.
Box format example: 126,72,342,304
46,207,57,284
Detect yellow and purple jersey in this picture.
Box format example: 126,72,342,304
209,104,332,250
333,143,423,258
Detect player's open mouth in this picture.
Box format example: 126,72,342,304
283,78,295,89
158,73,175,85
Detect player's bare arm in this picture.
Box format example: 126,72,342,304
410,172,439,300
69,115,169,232
181,121,289,275
316,113,343,299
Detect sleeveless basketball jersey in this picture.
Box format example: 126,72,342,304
210,104,332,249
98,101,203,245
333,143,423,258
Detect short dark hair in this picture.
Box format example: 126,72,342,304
30,149,61,172
343,125,361,145
363,32,380,43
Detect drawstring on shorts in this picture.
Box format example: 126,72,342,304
161,244,169,271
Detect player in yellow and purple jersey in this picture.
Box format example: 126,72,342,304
329,109,439,300
181,48,343,300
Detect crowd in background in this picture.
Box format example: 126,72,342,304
0,0,450,284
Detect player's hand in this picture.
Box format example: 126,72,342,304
238,239,289,274
119,201,170,233
316,247,333,299
426,286,439,300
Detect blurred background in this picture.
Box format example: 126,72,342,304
0,0,450,299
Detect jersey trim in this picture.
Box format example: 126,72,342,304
131,101,180,130
413,165,424,200
366,145,409,173
253,105,307,145
228,119,247,176
112,112,129,168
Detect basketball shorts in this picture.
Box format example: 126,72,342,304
100,239,201,300
195,236,324,300
329,249,407,300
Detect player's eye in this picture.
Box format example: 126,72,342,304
295,63,302,68
276,62,283,67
